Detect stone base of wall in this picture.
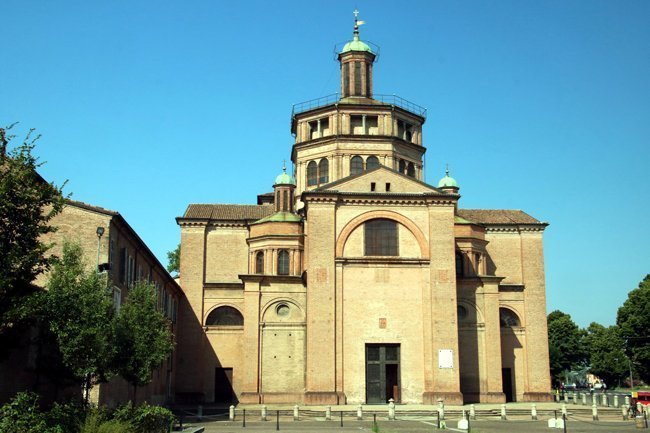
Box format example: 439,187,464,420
462,392,505,404
304,391,346,405
261,393,304,404
239,392,262,404
522,392,553,402
422,391,464,405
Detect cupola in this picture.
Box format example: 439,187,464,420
273,163,296,213
338,10,376,99
438,166,459,194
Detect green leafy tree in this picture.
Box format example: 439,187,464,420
166,244,180,275
38,241,116,402
583,322,628,387
617,275,650,384
0,126,65,350
547,310,587,385
113,281,174,399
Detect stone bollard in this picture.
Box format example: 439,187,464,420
261,405,268,421
325,405,331,421
501,404,507,420
388,398,396,421
555,392,561,402
229,405,235,421
197,405,203,421
582,393,587,405
622,405,628,421
470,404,476,420
437,398,445,421
531,403,538,420
294,405,299,421
592,393,597,406
602,393,608,407
592,404,598,421
625,395,630,406
357,405,363,420
572,391,577,404
614,394,619,408
563,392,569,403
561,403,567,417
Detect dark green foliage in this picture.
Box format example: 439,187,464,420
39,241,116,392
0,126,65,354
583,322,628,386
80,411,133,433
166,244,180,275
0,392,61,433
113,402,175,433
113,281,174,390
617,275,650,383
547,310,587,385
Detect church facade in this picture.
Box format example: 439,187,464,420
175,19,551,405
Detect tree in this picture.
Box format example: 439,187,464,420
39,241,116,402
166,244,180,276
617,275,650,384
547,310,587,385
583,322,628,387
0,125,65,355
113,281,174,399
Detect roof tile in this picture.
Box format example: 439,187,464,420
457,209,543,225
183,204,274,221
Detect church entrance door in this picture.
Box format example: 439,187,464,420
365,344,400,403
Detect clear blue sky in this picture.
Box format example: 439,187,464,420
2,0,649,328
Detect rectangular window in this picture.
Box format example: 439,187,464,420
350,115,364,135
366,116,378,135
385,183,391,192
343,63,350,97
365,219,398,256
371,182,376,191
366,63,371,96
354,62,362,95
120,248,127,284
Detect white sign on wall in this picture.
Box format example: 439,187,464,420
438,349,454,369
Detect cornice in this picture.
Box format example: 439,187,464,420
335,257,430,266
292,134,426,156
485,224,548,233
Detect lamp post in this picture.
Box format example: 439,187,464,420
96,226,105,271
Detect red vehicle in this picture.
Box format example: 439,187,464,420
631,391,650,407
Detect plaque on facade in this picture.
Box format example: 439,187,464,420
438,349,453,368
379,318,387,328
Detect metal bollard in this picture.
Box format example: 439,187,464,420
293,405,299,421
261,405,268,421
325,405,331,421
501,404,507,420
197,405,203,421
276,410,279,431
229,405,235,421
592,404,598,421
388,398,396,421
614,394,619,408
531,403,537,420
470,404,476,420
243,409,246,427
357,404,363,421
340,411,343,427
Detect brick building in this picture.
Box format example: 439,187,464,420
174,16,552,405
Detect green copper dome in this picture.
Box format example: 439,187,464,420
275,169,296,186
438,167,458,189
341,35,373,54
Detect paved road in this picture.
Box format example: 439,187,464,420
189,417,643,433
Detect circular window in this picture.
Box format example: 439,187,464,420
276,304,290,317
457,305,468,321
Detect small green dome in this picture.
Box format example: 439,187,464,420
275,170,296,186
341,36,373,54
438,167,458,189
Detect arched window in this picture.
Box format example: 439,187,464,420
307,161,317,186
318,158,329,184
206,306,244,326
398,159,406,174
278,250,290,275
457,305,468,322
255,252,264,274
405,130,413,142
366,156,379,170
455,251,464,276
499,308,521,328
364,219,398,256
407,162,415,178
350,156,363,176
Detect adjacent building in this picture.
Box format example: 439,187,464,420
174,17,552,405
